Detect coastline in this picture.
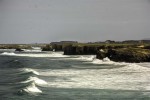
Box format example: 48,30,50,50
0,42,150,63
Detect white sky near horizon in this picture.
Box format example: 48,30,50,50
0,0,150,43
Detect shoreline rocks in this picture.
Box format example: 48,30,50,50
63,44,150,63
96,48,150,63
6,43,149,63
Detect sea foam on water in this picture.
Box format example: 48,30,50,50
1,52,69,58
22,68,40,75
23,83,42,93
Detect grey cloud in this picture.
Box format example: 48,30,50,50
0,0,150,43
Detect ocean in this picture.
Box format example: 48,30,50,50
0,49,150,100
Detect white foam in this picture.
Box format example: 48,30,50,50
30,77,48,86
31,47,41,50
47,52,69,57
22,68,40,75
103,57,111,62
117,63,150,72
21,76,48,86
91,57,126,65
1,52,69,58
37,63,150,91
22,49,42,52
68,55,95,61
1,52,16,56
22,47,42,52
79,55,95,61
23,83,42,93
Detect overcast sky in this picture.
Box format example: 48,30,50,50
0,0,150,43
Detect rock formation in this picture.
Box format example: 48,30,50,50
15,48,24,52
96,48,150,63
64,45,104,55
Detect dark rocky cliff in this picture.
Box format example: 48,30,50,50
96,48,150,63
63,44,150,62
64,45,105,55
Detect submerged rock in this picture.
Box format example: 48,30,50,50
15,48,24,52
96,48,150,63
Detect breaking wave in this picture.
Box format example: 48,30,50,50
78,55,95,61
21,76,48,94
90,57,127,65
22,49,42,53
1,52,16,55
1,52,69,58
23,83,42,93
43,63,150,91
21,76,48,86
67,55,96,61
1,51,150,97
19,68,48,94
21,68,40,75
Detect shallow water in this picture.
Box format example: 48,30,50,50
0,51,150,100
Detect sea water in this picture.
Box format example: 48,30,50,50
0,50,150,100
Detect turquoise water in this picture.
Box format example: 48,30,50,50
0,51,150,100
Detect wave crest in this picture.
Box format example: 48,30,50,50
1,52,16,55
21,68,40,75
1,52,69,58
23,83,42,93
21,76,48,86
